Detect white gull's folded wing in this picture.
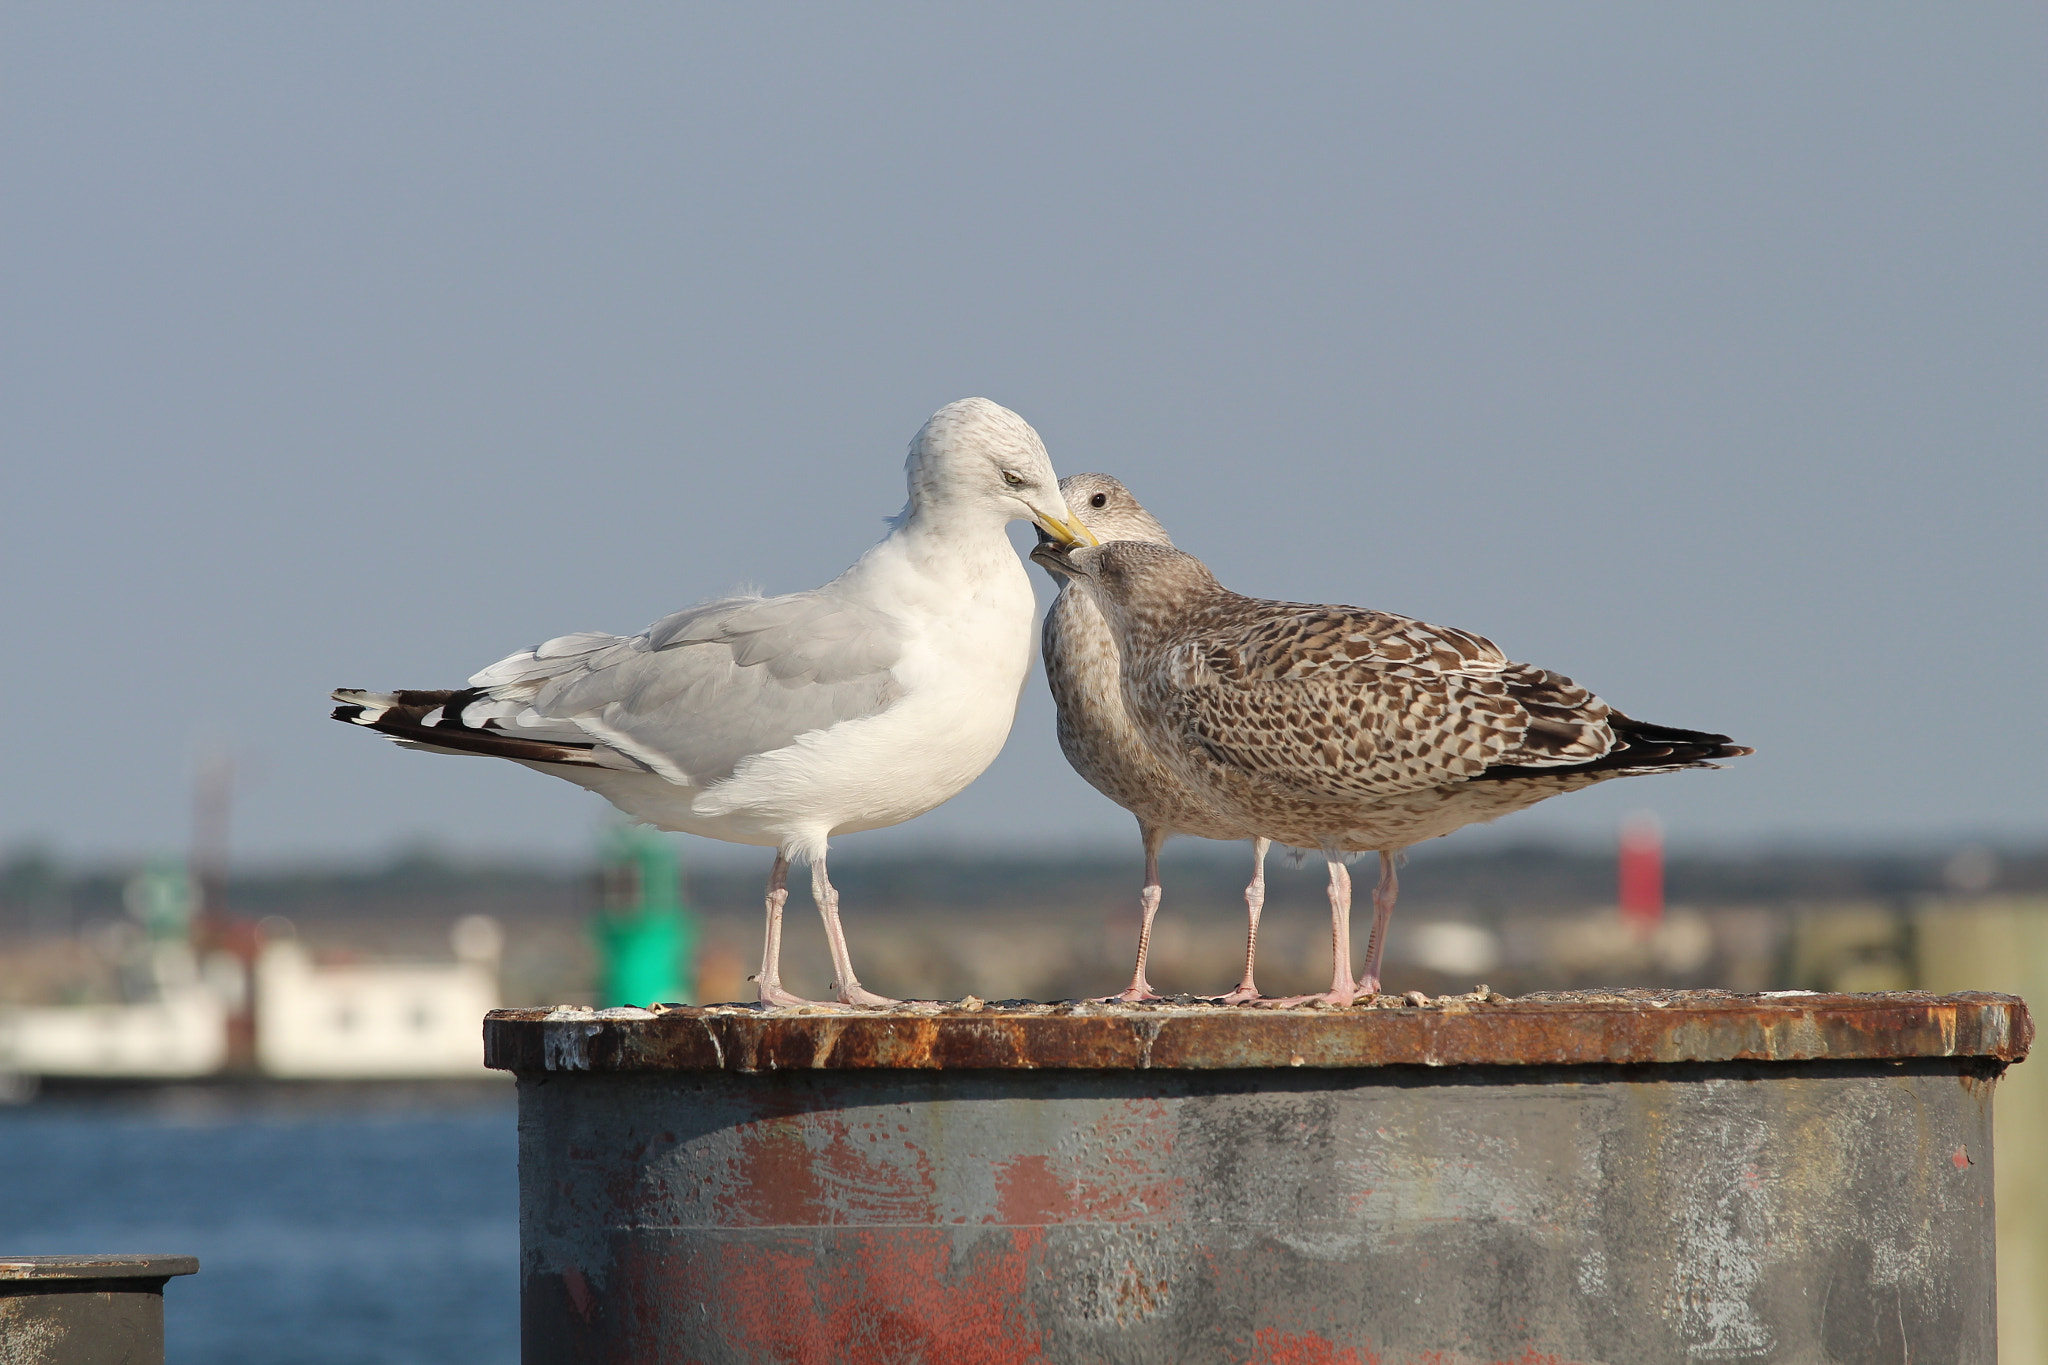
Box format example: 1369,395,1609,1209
464,590,906,787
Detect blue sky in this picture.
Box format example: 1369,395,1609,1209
5,5,2042,863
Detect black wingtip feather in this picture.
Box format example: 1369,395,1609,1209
1478,711,1751,781
329,685,607,769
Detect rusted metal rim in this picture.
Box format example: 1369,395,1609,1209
0,1256,200,1282
485,989,2031,1074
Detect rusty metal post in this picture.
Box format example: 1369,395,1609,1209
487,991,2030,1364
0,1255,199,1364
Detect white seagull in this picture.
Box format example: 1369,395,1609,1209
334,398,1094,1009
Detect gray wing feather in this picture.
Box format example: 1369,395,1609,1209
645,597,899,682
468,591,905,786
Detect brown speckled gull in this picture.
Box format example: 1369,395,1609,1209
1032,538,1753,1005
1037,475,1271,1003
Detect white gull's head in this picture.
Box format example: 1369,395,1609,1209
903,398,1093,547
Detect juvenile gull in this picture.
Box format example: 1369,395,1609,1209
1038,475,1271,1002
335,398,1093,1009
1035,539,1751,1005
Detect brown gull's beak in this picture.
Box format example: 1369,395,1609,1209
1029,532,1083,580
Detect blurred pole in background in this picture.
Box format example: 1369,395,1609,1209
593,827,696,1007
189,753,231,943
1619,813,1665,935
189,752,255,1068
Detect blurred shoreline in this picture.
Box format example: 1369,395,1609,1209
5,839,2040,1007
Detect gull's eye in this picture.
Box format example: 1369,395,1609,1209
1000,469,1026,488
1090,492,1108,508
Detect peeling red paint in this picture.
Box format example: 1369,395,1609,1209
994,1154,1070,1225
1251,1327,1377,1365
721,1119,824,1225
713,1230,1046,1364
984,1102,1180,1226
1068,1099,1181,1221
561,1265,595,1323
717,1111,937,1227
1952,1144,1972,1169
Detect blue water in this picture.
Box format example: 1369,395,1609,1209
0,1084,518,1365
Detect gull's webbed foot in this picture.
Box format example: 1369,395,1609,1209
756,981,832,1010
836,983,900,1009
1266,985,1360,1009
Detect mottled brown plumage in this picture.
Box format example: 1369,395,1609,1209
1040,539,1752,1004
1037,475,1270,1001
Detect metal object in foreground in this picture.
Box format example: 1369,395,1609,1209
489,990,2030,1364
0,1255,199,1365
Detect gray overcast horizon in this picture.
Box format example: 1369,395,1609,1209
5,5,2042,868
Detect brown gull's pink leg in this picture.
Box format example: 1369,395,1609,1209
1105,823,1170,1002
1272,853,1358,1007
1355,851,1401,997
1212,837,1271,1004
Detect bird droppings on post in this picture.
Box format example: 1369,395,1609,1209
489,990,2031,1075
570,985,1524,1024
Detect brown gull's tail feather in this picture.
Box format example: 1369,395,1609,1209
1477,711,1752,782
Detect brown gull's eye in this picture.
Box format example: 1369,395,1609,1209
1090,492,1107,508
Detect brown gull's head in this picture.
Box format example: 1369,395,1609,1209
1030,540,1226,643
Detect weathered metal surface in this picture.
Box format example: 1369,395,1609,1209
496,993,2027,1364
0,1256,199,1365
486,989,2032,1074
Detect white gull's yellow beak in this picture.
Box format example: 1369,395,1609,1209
1034,509,1099,548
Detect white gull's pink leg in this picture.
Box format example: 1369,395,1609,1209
813,856,897,1008
753,854,818,1009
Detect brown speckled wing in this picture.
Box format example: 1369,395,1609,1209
1162,602,1619,801
1496,662,1615,764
